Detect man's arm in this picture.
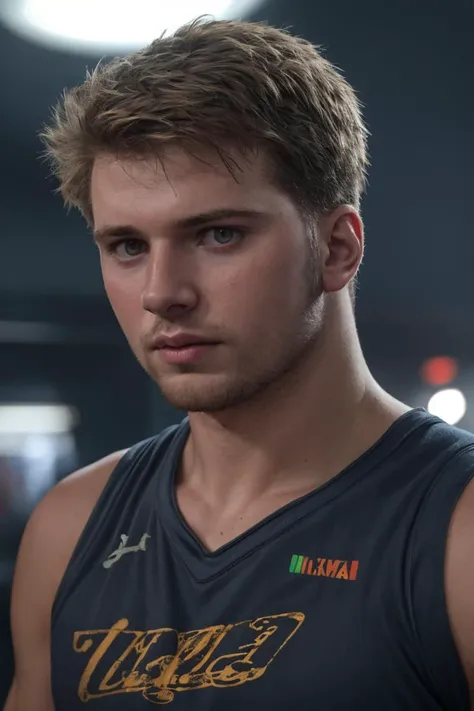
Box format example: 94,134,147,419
445,476,474,705
3,685,15,711
3,489,59,711
3,450,127,711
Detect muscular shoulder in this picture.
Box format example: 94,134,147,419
34,448,129,551
7,449,129,711
15,448,129,606
52,448,129,515
445,474,474,699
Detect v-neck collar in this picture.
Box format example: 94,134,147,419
156,408,433,582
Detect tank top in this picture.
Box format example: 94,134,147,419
51,408,474,710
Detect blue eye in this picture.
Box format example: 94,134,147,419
106,239,146,259
200,227,244,247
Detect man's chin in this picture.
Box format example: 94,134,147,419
158,389,235,414
155,374,256,414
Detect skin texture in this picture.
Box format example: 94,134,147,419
92,148,325,414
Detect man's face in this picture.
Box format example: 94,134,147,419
91,147,325,412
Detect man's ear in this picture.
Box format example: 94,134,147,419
319,206,364,293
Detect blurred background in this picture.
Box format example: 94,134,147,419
0,0,472,702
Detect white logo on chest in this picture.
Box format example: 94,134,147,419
102,533,151,569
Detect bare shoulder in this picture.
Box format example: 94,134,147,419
445,475,474,699
29,448,127,552
15,446,129,606
49,447,129,520
7,447,128,711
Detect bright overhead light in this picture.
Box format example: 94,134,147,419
0,0,265,53
0,404,78,434
427,388,467,426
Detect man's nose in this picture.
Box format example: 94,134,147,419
140,246,198,318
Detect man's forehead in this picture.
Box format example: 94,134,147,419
91,145,270,189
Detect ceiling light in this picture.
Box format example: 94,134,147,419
427,388,467,426
0,0,266,54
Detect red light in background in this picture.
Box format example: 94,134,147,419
421,356,458,386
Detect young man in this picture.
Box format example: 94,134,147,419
5,17,474,711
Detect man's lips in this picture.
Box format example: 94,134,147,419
157,342,219,365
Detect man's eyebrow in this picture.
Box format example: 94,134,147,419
93,208,267,242
93,225,145,243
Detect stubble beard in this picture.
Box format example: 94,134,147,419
150,249,324,414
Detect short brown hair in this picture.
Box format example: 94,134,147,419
41,17,369,216
41,17,369,298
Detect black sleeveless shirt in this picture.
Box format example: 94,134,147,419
51,409,474,710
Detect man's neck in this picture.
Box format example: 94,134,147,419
180,303,409,509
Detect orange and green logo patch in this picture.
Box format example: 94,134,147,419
289,554,359,581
